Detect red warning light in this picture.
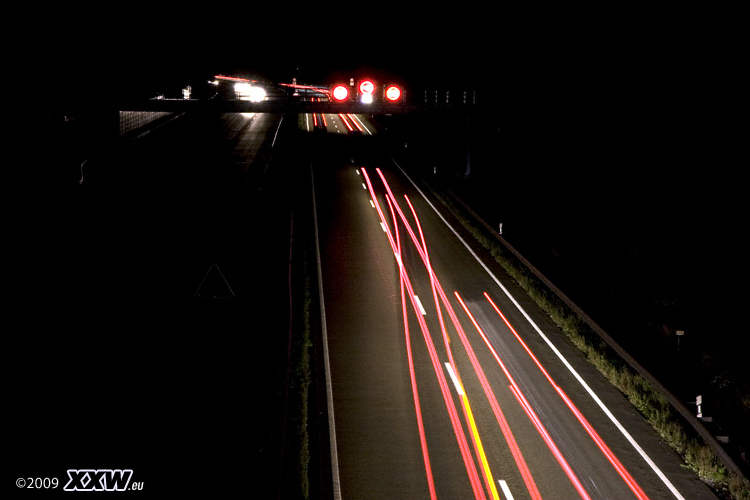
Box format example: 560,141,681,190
359,80,375,94
332,85,349,101
385,85,402,102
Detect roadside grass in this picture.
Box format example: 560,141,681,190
297,271,312,499
425,180,750,500
284,249,313,499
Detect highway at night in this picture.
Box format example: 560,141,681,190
310,125,720,499
15,2,747,497
12,104,731,498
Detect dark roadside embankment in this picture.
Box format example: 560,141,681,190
11,108,312,498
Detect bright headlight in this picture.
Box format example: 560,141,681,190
234,82,251,94
234,83,266,102
249,87,266,102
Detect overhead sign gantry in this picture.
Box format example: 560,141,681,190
119,74,474,114
329,79,404,104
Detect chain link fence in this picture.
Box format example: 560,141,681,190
119,111,173,136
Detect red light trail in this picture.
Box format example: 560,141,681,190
355,165,656,499
483,292,650,500
362,168,487,499
337,113,354,132
457,292,592,500
379,171,501,499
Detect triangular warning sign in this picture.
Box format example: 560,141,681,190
194,263,235,299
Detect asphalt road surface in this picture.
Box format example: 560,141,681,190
11,109,722,499
313,142,720,499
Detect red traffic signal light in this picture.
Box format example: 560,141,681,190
385,85,402,102
331,84,349,101
358,80,375,95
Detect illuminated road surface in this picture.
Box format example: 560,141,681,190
15,108,726,498
220,112,283,177
299,112,376,135
313,152,719,499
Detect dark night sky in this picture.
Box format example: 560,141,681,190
20,3,741,112
20,3,744,248
27,3,503,97
20,2,744,232
22,2,743,162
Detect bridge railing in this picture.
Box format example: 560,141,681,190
117,90,476,115
117,98,422,114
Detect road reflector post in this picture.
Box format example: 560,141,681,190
676,329,684,353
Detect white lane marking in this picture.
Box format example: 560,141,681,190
393,158,686,500
370,200,375,208
380,222,387,233
498,480,514,500
271,115,284,148
445,363,464,396
414,295,427,315
362,183,367,190
356,169,360,175
310,165,342,500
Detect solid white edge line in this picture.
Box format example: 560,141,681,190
311,164,342,500
498,480,514,500
392,158,686,500
414,295,427,315
445,363,464,396
271,115,284,148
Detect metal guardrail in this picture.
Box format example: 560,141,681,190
443,186,747,481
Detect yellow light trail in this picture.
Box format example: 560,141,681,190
447,363,500,500
463,394,500,500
